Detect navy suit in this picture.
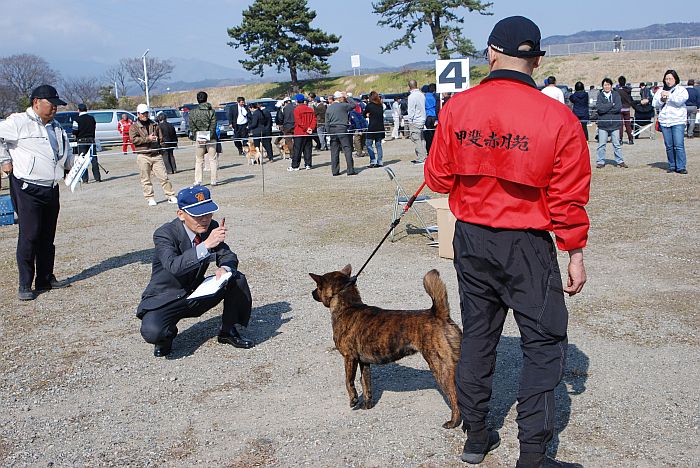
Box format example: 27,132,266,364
137,218,252,345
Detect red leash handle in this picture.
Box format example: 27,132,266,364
403,181,427,213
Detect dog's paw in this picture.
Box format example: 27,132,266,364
442,418,461,429
362,399,374,410
350,396,359,408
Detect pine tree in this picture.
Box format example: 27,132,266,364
372,0,492,59
227,0,340,91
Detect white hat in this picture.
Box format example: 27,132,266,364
347,92,353,97
136,103,150,114
333,91,343,99
275,100,284,108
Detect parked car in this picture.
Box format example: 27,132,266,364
54,111,79,143
222,98,281,135
86,109,136,146
151,107,186,137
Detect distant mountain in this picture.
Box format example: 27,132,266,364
542,22,700,45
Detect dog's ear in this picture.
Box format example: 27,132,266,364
341,264,352,276
309,273,323,284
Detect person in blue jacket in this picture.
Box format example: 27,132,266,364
569,81,590,140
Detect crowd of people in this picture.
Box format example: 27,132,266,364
541,72,698,174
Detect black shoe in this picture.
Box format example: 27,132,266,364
347,171,358,176
369,164,377,168
411,160,425,165
153,339,173,357
461,430,500,464
516,455,583,468
18,287,36,301
35,275,70,292
667,169,675,173
677,169,688,174
218,330,254,349
628,139,634,145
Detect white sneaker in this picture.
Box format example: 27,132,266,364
287,166,300,172
211,181,218,186
147,198,157,206
167,196,178,204
304,165,311,170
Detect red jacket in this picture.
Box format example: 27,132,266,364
424,71,591,251
118,119,132,135
293,104,317,136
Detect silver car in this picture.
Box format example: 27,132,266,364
87,109,136,146
151,107,186,136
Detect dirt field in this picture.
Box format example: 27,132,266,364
0,133,698,467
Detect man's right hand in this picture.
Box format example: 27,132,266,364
203,218,226,250
1,161,11,174
564,248,586,296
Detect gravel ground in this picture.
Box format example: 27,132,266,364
0,134,698,467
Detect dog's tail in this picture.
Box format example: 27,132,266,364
424,269,450,321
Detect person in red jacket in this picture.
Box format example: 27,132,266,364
287,94,317,171
118,113,135,154
425,16,590,468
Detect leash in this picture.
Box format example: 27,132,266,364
350,181,428,284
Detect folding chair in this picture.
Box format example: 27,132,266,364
384,166,436,242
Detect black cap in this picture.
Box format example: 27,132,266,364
488,16,546,58
77,103,87,112
30,85,67,106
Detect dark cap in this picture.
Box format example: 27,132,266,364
488,16,546,58
30,85,66,106
77,103,87,112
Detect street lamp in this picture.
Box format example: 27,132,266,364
142,49,150,109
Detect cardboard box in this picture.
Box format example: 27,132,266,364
426,198,456,259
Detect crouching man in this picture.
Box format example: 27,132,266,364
136,185,254,357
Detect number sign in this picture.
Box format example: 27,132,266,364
435,59,470,94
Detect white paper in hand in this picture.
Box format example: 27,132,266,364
187,271,232,300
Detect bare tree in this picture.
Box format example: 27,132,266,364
121,56,174,94
0,85,19,117
60,76,102,107
104,64,129,98
0,54,59,98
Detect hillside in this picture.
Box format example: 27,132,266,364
542,22,700,45
149,49,700,107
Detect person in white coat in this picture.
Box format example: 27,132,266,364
653,69,689,174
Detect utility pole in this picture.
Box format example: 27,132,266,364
142,49,150,109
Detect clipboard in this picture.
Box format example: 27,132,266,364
187,271,232,300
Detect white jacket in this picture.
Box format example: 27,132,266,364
0,108,73,186
653,85,689,127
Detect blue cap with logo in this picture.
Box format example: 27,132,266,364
177,185,219,216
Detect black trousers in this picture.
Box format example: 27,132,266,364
424,115,437,153
252,133,275,160
78,143,101,182
161,148,177,174
233,124,248,154
453,221,568,454
139,272,252,345
291,135,313,168
328,126,355,175
10,174,60,289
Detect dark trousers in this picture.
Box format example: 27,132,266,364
161,148,177,174
10,174,60,289
453,221,568,454
579,120,589,140
291,135,313,168
140,272,252,345
620,110,634,141
78,143,101,182
252,133,275,160
329,126,355,175
233,124,249,154
424,115,437,153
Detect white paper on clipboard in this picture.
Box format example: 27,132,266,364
64,151,93,192
195,131,211,142
187,271,232,300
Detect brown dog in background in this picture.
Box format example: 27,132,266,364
310,265,462,428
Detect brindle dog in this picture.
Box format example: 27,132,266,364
310,265,462,428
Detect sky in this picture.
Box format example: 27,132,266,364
0,0,697,78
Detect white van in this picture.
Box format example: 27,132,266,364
87,109,136,145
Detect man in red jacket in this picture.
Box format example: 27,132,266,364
118,113,135,154
287,94,317,171
425,16,590,468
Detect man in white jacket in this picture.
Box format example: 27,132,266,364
0,85,74,300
